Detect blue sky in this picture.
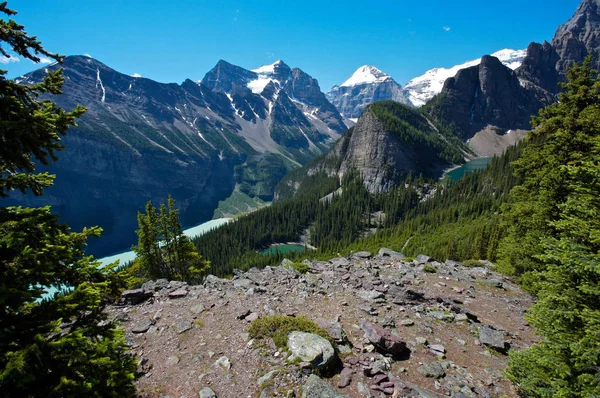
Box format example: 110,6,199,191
5,0,582,90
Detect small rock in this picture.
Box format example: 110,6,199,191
400,319,414,326
414,254,432,264
257,370,278,387
132,318,154,334
175,317,193,334
377,248,405,259
417,361,446,378
338,368,353,388
302,374,347,398
478,326,507,353
358,290,385,301
168,288,188,298
353,251,373,259
121,288,152,305
215,356,231,370
429,344,446,357
199,387,216,398
166,356,179,366
360,320,407,355
416,336,428,345
246,312,259,323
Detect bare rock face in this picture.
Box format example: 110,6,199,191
327,79,412,119
428,55,553,141
338,109,434,193
552,0,600,73
517,0,600,94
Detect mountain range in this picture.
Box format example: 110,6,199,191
7,0,600,257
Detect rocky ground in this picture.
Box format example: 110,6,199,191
108,249,536,398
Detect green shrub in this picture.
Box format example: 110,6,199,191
462,259,483,268
286,262,309,274
248,315,331,348
423,264,437,273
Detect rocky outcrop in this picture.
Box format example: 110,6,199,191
552,0,600,73
110,249,536,397
517,0,600,94
337,109,426,193
427,55,554,142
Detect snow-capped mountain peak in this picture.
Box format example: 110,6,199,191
404,48,526,107
340,65,392,87
251,60,283,75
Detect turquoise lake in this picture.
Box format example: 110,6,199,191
444,158,493,181
262,244,308,255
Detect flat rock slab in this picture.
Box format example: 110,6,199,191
352,251,372,259
132,318,154,333
377,248,405,259
168,288,188,298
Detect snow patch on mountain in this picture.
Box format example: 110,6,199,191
340,65,392,87
405,49,526,107
247,60,283,94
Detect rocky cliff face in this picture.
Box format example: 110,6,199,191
276,101,467,197
337,109,435,193
8,56,347,256
326,66,412,119
426,56,554,142
517,0,600,93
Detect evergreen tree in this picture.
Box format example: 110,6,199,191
0,3,137,396
132,196,209,282
504,58,600,397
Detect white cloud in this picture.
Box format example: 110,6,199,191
443,26,451,32
0,55,20,64
37,56,52,64
131,73,142,78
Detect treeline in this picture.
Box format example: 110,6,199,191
369,101,467,165
194,144,521,277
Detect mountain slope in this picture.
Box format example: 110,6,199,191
405,49,527,107
8,56,347,256
276,101,467,197
326,65,412,119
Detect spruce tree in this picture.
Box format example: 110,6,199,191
132,196,210,282
504,58,600,397
0,2,138,396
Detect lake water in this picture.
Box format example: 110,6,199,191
42,218,231,299
98,217,232,267
262,244,308,255
444,158,492,181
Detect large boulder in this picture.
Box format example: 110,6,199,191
287,332,335,368
360,320,407,354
